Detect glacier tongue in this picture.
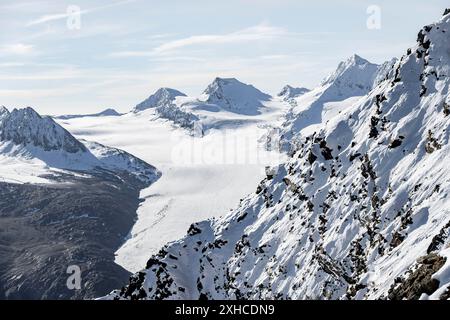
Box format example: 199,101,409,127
106,10,450,301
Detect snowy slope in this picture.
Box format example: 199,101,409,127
0,107,159,184
106,10,450,300
275,55,396,153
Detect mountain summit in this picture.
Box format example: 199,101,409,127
278,85,310,100
203,77,271,115
134,88,187,113
0,107,87,153
0,107,159,184
321,54,380,95
56,108,121,120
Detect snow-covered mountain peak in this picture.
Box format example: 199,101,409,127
0,106,9,122
55,108,122,120
202,77,271,115
278,85,310,100
321,54,379,92
134,87,187,113
0,107,160,185
0,107,87,154
0,106,9,114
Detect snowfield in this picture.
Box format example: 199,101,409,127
56,94,288,272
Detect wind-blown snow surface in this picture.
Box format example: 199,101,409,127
56,97,288,272
106,11,450,300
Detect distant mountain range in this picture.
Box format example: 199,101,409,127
55,108,122,120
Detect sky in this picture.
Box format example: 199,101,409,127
0,0,448,115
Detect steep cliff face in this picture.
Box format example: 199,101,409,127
106,10,450,300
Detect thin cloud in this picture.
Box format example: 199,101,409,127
0,62,26,67
0,44,34,55
109,23,289,58
154,24,288,53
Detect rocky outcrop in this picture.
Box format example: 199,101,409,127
387,254,446,300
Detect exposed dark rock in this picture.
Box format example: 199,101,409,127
389,139,403,149
187,223,202,236
349,153,362,162
443,102,450,116
425,130,442,154
308,151,317,164
388,253,446,300
0,170,150,300
319,141,333,160
427,220,450,254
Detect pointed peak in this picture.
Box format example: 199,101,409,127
347,54,370,65
0,106,10,123
203,77,271,115
212,77,240,84
99,108,121,116
10,106,43,120
0,106,9,114
155,87,187,96
0,107,86,153
321,54,378,90
278,85,310,99
55,108,122,120
203,77,268,95
203,77,247,94
134,87,186,112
